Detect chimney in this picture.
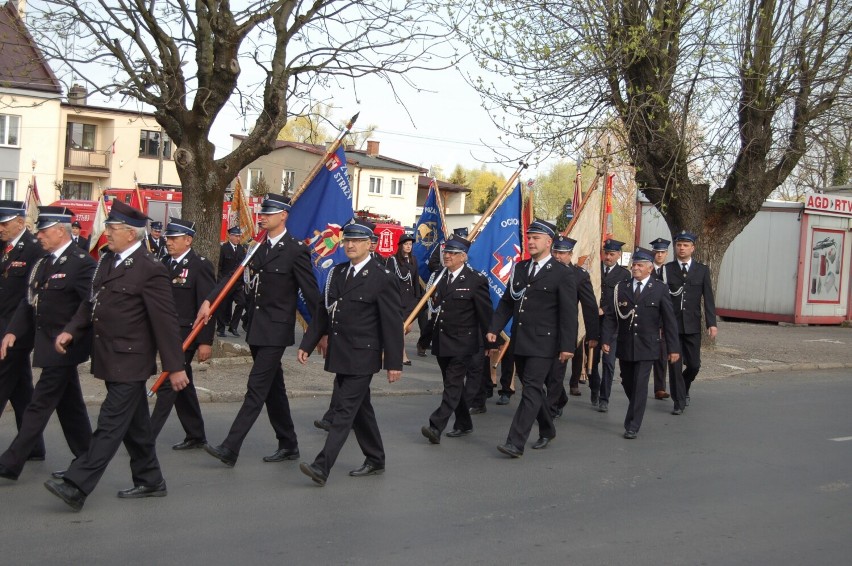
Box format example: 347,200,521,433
68,84,88,106
366,140,380,157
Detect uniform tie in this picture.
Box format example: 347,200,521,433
530,262,539,278
634,281,643,302
344,265,355,286
604,265,610,276
681,263,688,277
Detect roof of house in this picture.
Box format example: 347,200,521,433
231,135,427,174
417,175,470,194
0,2,62,95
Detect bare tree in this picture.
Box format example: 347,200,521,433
30,0,454,262
450,0,852,285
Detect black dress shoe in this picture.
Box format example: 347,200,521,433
172,438,206,451
117,480,167,499
421,425,441,444
496,394,510,406
671,407,683,415
591,392,600,405
349,462,385,477
263,447,300,462
314,419,331,432
217,330,227,337
0,463,19,480
27,453,45,462
552,407,563,419
597,400,609,413
299,462,327,486
402,360,412,366
44,480,86,511
51,470,66,480
204,444,237,467
623,430,638,439
497,443,523,458
469,406,486,415
229,329,240,337
416,345,427,357
532,437,552,450
685,395,691,406
445,428,472,438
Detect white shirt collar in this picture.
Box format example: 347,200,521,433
171,249,191,264
115,240,143,263
450,265,464,279
634,275,651,287
531,255,551,273
52,240,74,262
350,255,371,275
267,229,287,247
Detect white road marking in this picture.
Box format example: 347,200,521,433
829,436,852,442
805,339,845,344
720,364,745,371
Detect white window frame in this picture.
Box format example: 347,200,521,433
282,169,295,193
369,176,383,195
390,178,404,197
1,179,16,200
248,168,264,190
0,114,21,146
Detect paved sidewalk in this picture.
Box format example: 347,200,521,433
13,319,852,407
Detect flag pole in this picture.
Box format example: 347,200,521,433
148,112,361,396
403,161,528,332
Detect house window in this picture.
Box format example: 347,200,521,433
62,181,93,200
67,122,96,150
390,178,403,197
282,169,295,193
369,176,382,195
249,169,264,191
0,115,20,146
0,179,16,200
139,130,172,159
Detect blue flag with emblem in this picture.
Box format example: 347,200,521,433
466,182,523,335
412,179,446,286
287,146,354,321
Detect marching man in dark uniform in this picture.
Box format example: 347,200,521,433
601,248,680,439
71,221,89,251
664,230,718,413
216,226,247,337
297,219,403,486
196,194,319,467
650,237,672,400
487,220,577,456
0,207,94,481
0,200,46,461
149,218,215,450
545,236,599,418
420,235,492,444
592,239,631,413
45,201,189,511
147,220,167,258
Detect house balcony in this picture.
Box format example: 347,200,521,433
64,147,112,178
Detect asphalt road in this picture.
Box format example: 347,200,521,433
1,369,851,565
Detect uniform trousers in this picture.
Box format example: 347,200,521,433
313,373,384,477
568,339,600,393
496,349,516,397
545,356,569,417
223,345,297,454
591,340,618,402
510,355,556,449
416,314,435,352
429,355,475,433
667,332,697,409
0,365,91,476
620,360,654,433
652,333,668,393
150,349,206,442
216,284,245,332
63,381,163,495
0,349,45,458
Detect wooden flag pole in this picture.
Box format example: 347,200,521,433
147,112,360,396
403,161,528,332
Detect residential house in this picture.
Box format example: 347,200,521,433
232,136,427,226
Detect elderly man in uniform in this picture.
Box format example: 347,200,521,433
420,235,491,444
0,200,46,461
71,221,89,250
487,219,577,456
545,235,599,418
0,206,94,481
591,239,631,413
297,219,402,486
216,226,247,337
650,237,672,400
44,201,188,511
664,230,718,414
601,248,680,439
149,218,215,450
196,193,319,467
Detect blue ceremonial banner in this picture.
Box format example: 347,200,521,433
466,182,523,334
412,179,446,285
288,146,354,321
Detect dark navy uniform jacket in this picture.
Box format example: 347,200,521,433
430,264,492,357
663,260,717,334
